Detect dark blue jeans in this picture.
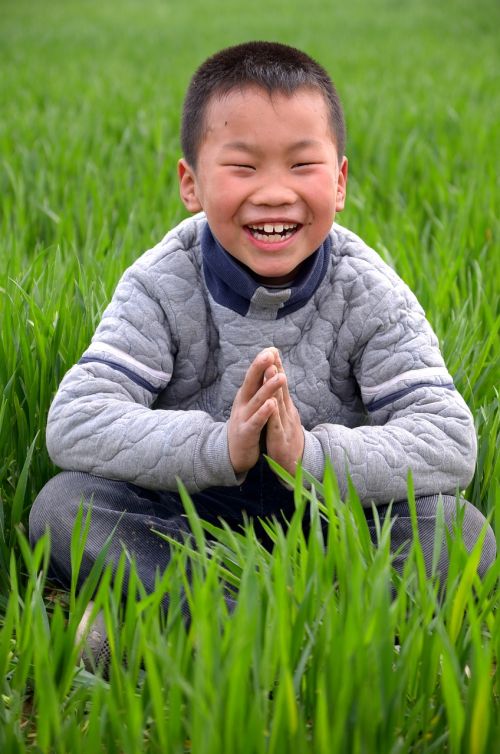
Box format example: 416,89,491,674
29,459,496,612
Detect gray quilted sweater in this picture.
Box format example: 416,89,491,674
46,213,477,505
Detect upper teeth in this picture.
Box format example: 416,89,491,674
248,223,297,233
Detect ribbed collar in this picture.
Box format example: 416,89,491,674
201,223,331,320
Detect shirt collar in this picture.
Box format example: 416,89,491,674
201,223,330,319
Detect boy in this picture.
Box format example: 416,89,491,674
30,42,495,633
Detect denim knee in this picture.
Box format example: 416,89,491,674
29,471,89,546
369,495,496,581
449,497,497,577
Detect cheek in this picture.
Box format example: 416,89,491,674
310,189,338,219
303,172,338,206
210,181,246,217
305,183,339,238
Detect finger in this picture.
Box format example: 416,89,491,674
250,397,279,430
268,366,291,415
273,386,290,427
274,349,285,373
281,375,293,408
263,364,278,383
239,349,277,400
235,372,284,425
266,397,283,433
245,372,285,418
228,396,278,473
231,396,277,454
271,351,293,405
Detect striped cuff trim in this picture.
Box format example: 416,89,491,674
87,342,171,381
361,367,451,398
366,382,455,412
78,357,163,395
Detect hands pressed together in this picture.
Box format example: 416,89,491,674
227,348,304,477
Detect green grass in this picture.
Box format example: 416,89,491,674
1,0,499,750
1,473,499,752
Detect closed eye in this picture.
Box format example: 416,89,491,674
292,162,319,169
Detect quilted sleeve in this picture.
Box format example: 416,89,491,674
301,277,477,505
46,263,240,492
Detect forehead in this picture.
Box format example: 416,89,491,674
201,85,335,145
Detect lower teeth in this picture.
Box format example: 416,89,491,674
250,229,294,242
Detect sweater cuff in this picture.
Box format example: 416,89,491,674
192,421,246,491
301,429,326,485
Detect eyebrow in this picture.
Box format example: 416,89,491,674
221,139,324,153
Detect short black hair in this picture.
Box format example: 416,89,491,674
181,41,346,168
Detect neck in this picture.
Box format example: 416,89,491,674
200,223,331,319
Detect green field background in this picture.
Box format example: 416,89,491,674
1,0,498,526
1,1,499,751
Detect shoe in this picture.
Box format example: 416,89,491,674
76,601,111,678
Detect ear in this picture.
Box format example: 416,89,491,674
335,156,348,212
178,158,203,213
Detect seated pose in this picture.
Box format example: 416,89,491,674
30,42,496,625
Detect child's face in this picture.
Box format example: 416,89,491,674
178,86,347,285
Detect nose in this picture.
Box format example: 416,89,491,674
250,171,297,207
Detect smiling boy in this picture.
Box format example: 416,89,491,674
30,42,495,652
178,82,347,477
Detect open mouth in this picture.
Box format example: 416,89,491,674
246,222,300,243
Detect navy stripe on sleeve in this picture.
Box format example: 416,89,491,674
366,382,455,412
78,357,163,395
